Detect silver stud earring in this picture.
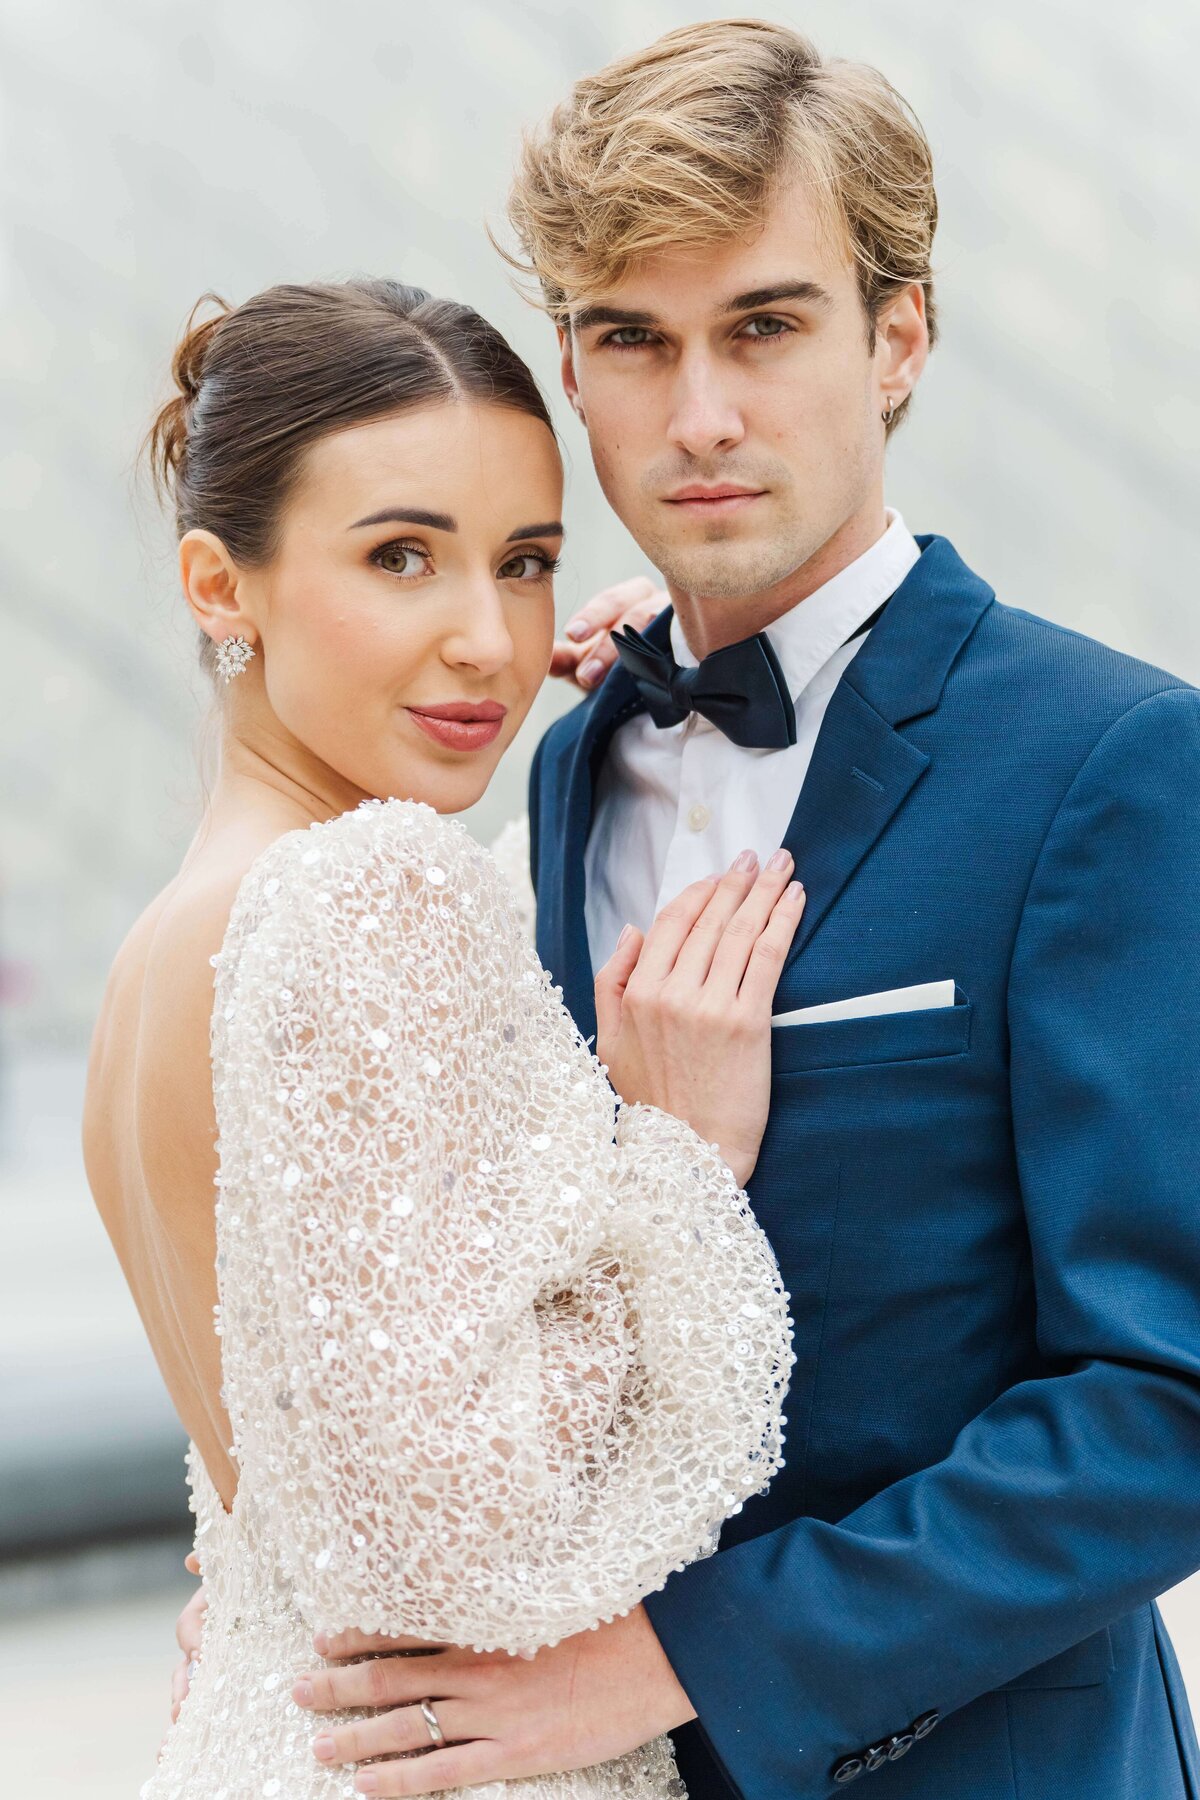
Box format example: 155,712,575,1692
214,635,256,683
881,396,896,425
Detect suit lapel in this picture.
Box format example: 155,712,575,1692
539,536,995,1010
780,684,930,960
535,613,669,1043
779,535,995,973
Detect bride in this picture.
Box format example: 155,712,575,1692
83,278,805,1800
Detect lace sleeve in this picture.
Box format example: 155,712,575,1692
213,799,792,1652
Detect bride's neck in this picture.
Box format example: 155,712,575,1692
204,724,368,845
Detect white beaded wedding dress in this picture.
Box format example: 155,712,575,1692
143,797,793,1800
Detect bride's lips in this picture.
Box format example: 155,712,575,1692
663,484,767,517
405,699,508,752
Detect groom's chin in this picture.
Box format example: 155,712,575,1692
652,544,791,604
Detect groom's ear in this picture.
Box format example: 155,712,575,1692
557,324,587,426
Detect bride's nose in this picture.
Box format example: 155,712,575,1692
441,580,516,678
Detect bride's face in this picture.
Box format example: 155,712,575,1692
233,401,563,814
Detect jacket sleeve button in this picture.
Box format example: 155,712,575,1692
911,1710,940,1739
887,1732,915,1760
833,1757,866,1783
864,1744,889,1771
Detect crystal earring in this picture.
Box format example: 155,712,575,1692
214,635,256,683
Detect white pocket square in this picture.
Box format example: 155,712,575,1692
771,978,956,1028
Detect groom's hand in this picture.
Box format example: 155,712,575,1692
292,1603,696,1796
551,575,668,689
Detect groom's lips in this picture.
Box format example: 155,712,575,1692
664,484,766,516
406,699,507,752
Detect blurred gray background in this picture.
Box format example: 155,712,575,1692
0,0,1197,1791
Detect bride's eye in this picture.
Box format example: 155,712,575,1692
371,541,431,578
497,550,560,582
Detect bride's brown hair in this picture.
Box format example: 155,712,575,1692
144,279,556,677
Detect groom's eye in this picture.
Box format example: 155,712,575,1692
740,315,793,340
601,327,655,351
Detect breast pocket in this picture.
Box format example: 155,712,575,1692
771,986,973,1075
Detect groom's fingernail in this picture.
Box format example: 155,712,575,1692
578,658,605,686
293,1679,313,1706
565,617,591,641
312,1632,329,1656
313,1734,336,1763
356,1776,379,1795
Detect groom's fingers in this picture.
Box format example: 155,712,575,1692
309,1698,479,1768
313,1627,443,1661
297,1648,455,1713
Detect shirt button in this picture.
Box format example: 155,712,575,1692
687,803,711,832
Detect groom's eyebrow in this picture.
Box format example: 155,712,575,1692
724,280,834,312
571,280,834,334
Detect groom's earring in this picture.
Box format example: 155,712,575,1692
214,635,256,683
881,395,896,425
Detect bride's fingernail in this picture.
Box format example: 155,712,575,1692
565,617,591,641
617,923,633,949
733,849,758,872
313,1734,336,1762
578,658,605,686
787,879,806,900
767,848,792,872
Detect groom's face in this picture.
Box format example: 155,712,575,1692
560,174,917,603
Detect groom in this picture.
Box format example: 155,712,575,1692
299,19,1200,1798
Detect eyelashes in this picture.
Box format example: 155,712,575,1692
598,316,797,352
368,540,561,582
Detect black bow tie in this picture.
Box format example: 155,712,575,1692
610,624,796,749
611,601,889,750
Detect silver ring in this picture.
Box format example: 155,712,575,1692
186,1660,201,1682
419,1698,445,1748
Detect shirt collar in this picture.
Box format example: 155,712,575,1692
669,507,921,703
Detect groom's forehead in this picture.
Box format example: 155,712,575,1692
567,178,855,331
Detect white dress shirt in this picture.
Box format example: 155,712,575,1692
584,509,921,970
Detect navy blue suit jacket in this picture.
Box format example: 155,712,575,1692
528,537,1200,1800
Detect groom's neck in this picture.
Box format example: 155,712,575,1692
668,498,889,661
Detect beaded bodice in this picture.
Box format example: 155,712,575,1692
143,799,793,1800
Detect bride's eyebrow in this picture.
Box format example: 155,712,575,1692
346,510,564,543
348,507,456,531
506,521,564,542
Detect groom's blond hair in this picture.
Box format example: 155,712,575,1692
504,18,938,434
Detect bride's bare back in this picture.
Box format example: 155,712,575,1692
83,802,303,1510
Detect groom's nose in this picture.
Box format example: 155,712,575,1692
665,348,746,460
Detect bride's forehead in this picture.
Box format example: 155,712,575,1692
291,404,561,521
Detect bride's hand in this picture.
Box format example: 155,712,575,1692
595,850,806,1188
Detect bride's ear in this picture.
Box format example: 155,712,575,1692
180,529,258,653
